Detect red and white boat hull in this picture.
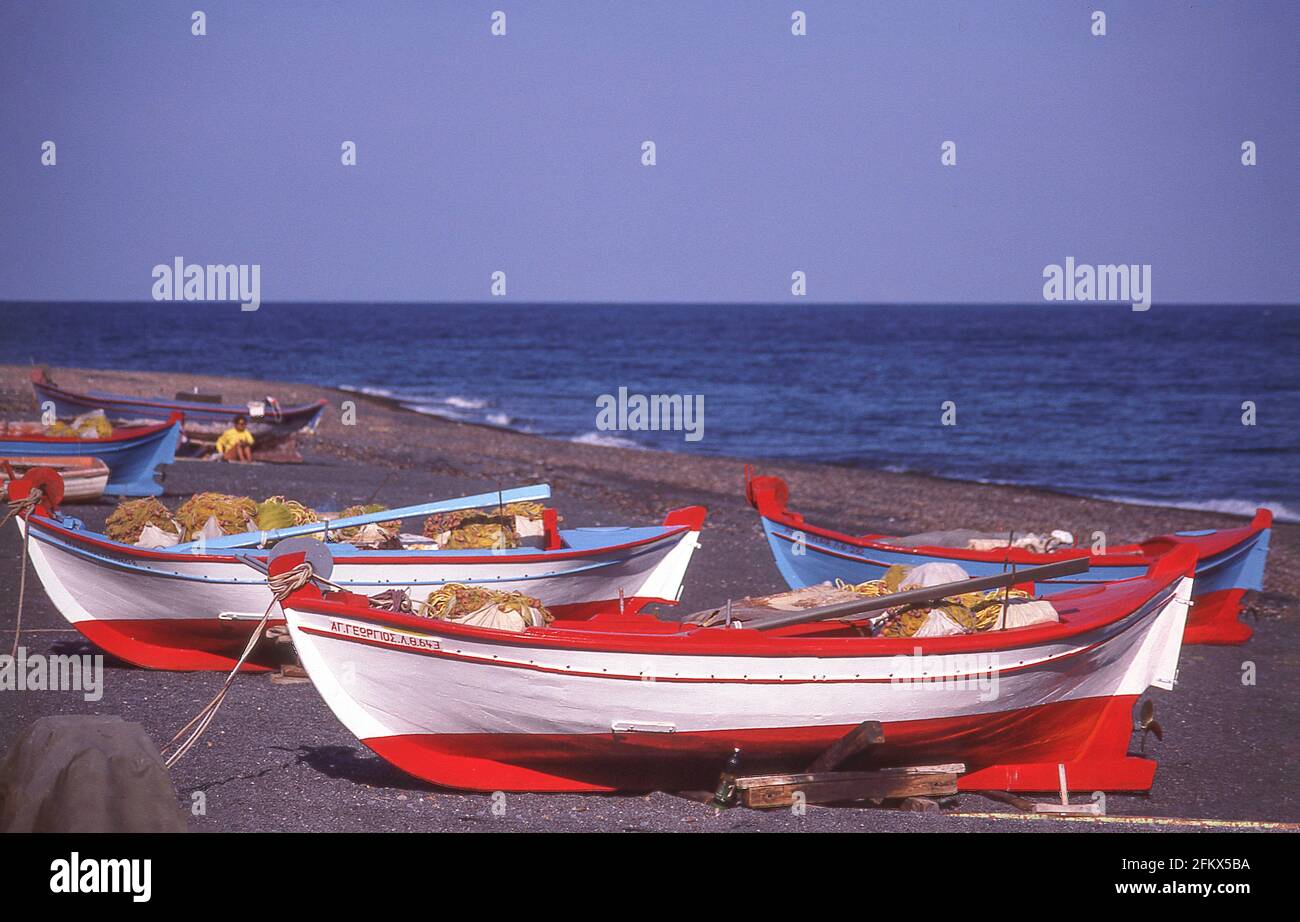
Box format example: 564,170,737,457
281,552,1192,793
18,507,705,672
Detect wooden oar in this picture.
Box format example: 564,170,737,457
173,483,551,551
699,557,1091,631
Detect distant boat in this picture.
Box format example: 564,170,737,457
31,369,326,448
745,472,1271,646
1,456,109,503
0,414,180,497
275,540,1193,794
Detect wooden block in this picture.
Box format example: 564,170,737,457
807,719,885,772
270,664,311,685
879,762,965,775
737,770,958,809
897,796,942,813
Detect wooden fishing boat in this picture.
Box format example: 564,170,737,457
274,541,1194,794
7,473,706,673
745,473,1271,646
0,414,181,497
1,457,109,502
31,369,326,448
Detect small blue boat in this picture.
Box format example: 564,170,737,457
0,414,181,497
745,471,1272,646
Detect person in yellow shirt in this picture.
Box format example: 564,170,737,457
215,415,255,462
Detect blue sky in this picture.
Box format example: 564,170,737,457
1,1,1295,304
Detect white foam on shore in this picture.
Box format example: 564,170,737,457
444,395,488,410
339,384,395,399
570,431,643,449
1095,494,1298,523
403,402,467,421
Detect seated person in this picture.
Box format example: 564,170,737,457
215,415,254,462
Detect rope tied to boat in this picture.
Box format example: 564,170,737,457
2,485,45,658
162,561,315,768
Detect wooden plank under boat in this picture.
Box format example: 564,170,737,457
273,542,1195,794
0,456,109,502
745,471,1271,646
0,413,181,497
31,368,326,448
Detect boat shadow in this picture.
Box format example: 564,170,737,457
49,636,131,666
294,744,441,794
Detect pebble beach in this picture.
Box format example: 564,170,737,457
2,365,1297,831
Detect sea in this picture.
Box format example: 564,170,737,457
3,302,1297,521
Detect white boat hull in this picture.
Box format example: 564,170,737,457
19,510,704,671
282,563,1191,793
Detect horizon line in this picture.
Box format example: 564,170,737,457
2,299,1296,308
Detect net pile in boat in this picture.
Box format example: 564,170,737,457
369,583,553,633
255,495,322,532
422,501,553,550
44,410,113,439
175,493,259,541
104,498,182,545
836,564,1036,638
333,504,402,548
104,493,342,546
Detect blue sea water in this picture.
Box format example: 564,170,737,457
3,302,1297,520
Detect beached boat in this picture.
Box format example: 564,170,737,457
8,475,706,672
31,369,326,448
0,414,180,497
1,457,109,503
745,473,1271,646
274,541,1193,794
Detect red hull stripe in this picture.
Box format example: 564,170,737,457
1181,588,1252,645
358,694,1152,793
74,617,281,673
62,596,664,671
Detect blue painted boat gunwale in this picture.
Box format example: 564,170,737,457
0,418,179,496
23,517,680,588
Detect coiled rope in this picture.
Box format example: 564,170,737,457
2,486,45,658
162,561,315,768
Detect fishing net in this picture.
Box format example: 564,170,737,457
415,583,553,632
333,504,401,547
174,493,258,540
421,502,553,550
104,498,181,545
44,410,113,439
835,564,1035,638
255,496,322,532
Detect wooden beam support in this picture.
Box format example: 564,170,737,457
736,769,958,809
806,720,884,773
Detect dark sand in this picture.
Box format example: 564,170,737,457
2,366,1296,832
